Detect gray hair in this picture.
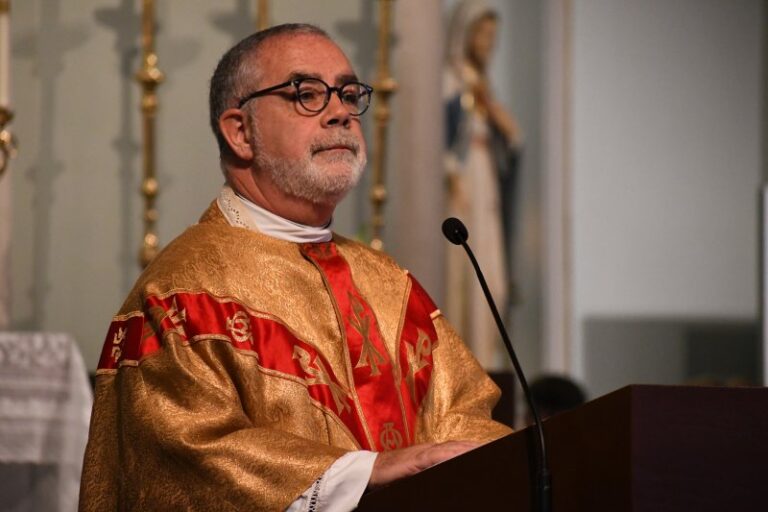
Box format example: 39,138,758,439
208,23,330,158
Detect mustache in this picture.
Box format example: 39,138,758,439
310,135,361,156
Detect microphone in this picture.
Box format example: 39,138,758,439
441,217,468,245
442,217,551,512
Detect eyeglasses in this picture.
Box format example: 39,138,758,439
237,77,374,116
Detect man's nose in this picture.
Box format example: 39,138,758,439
321,93,352,128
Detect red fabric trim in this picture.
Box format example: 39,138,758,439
97,292,368,447
398,275,438,438
97,314,154,370
301,242,410,451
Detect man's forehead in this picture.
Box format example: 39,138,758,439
255,33,356,84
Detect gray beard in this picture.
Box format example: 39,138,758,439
252,132,366,205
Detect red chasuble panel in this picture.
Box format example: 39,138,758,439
301,242,436,452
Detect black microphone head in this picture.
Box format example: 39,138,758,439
442,217,469,245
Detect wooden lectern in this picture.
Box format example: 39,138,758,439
357,385,768,511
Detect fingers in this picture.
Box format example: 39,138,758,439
369,440,480,489
417,440,480,469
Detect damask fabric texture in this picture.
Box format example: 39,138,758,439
80,200,511,512
0,332,92,512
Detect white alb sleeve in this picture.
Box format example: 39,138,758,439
285,450,378,512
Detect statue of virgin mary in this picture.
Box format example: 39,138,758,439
444,0,523,369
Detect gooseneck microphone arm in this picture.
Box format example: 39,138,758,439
442,217,551,512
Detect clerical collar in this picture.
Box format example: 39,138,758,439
232,191,333,243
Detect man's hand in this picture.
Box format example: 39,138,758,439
368,441,480,490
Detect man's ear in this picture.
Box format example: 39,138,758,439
219,108,254,161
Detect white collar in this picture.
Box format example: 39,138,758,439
216,185,333,243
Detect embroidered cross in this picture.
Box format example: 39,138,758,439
349,292,386,377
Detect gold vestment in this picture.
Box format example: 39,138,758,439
80,201,511,511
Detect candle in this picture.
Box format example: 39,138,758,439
0,0,9,107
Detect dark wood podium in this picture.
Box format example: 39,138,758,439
357,385,768,511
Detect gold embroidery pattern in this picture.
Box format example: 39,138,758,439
226,311,253,344
166,298,187,332
149,297,187,343
111,327,126,363
380,422,403,451
292,345,351,415
405,328,434,403
349,292,386,377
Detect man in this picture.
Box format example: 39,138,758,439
80,24,510,511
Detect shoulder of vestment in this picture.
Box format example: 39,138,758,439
117,201,315,314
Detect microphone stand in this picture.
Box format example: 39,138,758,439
447,220,552,512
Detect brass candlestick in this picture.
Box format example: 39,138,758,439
0,106,15,177
370,0,397,251
255,0,269,30
0,0,14,177
136,0,164,268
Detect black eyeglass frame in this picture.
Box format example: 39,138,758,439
237,77,374,115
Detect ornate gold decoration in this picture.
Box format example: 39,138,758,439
111,326,126,362
405,328,433,402
113,326,127,346
349,292,386,376
165,298,187,332
148,298,186,344
379,421,402,450
226,311,254,345
0,106,16,177
292,345,351,415
136,0,164,268
369,0,397,250
255,0,269,31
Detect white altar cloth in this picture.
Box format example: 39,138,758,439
0,332,92,512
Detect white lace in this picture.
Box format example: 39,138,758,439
217,185,332,243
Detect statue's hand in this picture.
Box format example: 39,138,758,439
488,101,523,147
